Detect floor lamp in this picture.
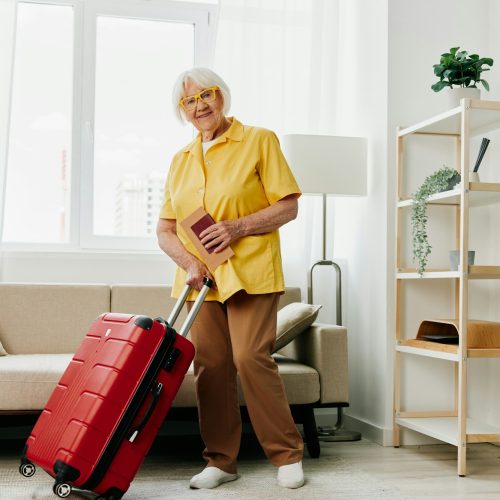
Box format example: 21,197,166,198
281,134,367,442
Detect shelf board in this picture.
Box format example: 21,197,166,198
397,269,459,279
468,348,500,358
469,266,500,279
396,339,500,359
397,183,500,208
396,417,500,446
396,339,459,361
398,99,500,136
397,266,500,279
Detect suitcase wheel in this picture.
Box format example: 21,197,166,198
19,462,36,477
53,482,72,498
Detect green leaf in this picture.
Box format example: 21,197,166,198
450,47,460,55
433,64,445,76
431,80,449,92
480,79,490,91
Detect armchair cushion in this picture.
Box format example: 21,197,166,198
273,302,322,353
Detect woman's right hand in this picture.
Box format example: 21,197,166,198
185,259,216,291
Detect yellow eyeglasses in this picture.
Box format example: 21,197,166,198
179,86,219,111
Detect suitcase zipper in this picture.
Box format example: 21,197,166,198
80,320,176,491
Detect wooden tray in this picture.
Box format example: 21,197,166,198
416,319,500,348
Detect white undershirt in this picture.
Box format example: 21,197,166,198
202,139,217,156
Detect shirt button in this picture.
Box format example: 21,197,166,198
206,160,212,166
198,188,204,194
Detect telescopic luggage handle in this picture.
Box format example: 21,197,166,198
167,277,213,337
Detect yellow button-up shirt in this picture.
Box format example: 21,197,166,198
160,118,301,302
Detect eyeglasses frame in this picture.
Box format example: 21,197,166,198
179,86,220,111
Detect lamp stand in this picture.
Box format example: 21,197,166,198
308,193,361,442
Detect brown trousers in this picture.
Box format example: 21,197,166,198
187,290,303,473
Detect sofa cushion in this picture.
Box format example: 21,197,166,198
111,285,181,324
0,340,7,356
273,303,322,353
0,354,319,411
172,355,319,407
0,354,72,410
0,284,110,354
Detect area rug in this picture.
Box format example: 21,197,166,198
0,437,410,500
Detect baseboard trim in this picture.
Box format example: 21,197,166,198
342,414,391,445
313,409,390,446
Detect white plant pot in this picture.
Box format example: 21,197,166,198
447,87,480,108
469,171,480,183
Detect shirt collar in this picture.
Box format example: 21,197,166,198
182,117,244,154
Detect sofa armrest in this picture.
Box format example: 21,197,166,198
278,323,348,405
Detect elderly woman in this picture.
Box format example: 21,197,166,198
156,67,304,490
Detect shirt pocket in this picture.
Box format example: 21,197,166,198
232,235,275,285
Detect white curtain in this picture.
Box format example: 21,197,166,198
213,0,341,316
0,0,18,278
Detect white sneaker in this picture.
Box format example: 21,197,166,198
277,461,305,489
189,466,239,489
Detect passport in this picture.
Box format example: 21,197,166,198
190,213,217,254
180,207,234,270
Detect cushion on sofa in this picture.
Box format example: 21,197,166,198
273,303,322,353
0,284,110,355
111,285,181,324
170,356,319,407
0,354,319,411
0,340,7,356
0,354,72,410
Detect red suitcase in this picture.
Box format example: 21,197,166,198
19,278,211,499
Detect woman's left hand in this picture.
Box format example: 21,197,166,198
199,219,244,253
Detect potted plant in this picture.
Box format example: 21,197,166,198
431,47,494,107
411,166,461,275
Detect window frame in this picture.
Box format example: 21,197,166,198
0,0,216,252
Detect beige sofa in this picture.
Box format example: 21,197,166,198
0,283,348,457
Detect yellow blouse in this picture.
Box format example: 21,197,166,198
160,118,301,302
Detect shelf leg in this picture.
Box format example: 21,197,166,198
458,443,466,477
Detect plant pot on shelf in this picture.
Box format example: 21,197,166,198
447,87,480,108
469,171,480,182
449,250,475,271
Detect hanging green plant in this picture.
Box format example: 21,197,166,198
411,166,461,275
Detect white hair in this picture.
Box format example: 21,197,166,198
172,67,231,124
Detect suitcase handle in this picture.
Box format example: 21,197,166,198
167,277,213,330
128,381,163,443
178,277,213,337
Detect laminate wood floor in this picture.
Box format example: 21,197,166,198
332,439,500,499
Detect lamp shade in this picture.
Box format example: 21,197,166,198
281,134,367,195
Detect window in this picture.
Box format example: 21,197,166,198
2,2,73,243
92,16,193,239
1,0,216,250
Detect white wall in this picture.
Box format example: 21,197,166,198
332,0,390,443
387,0,500,445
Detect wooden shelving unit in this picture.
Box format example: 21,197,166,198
394,99,500,476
